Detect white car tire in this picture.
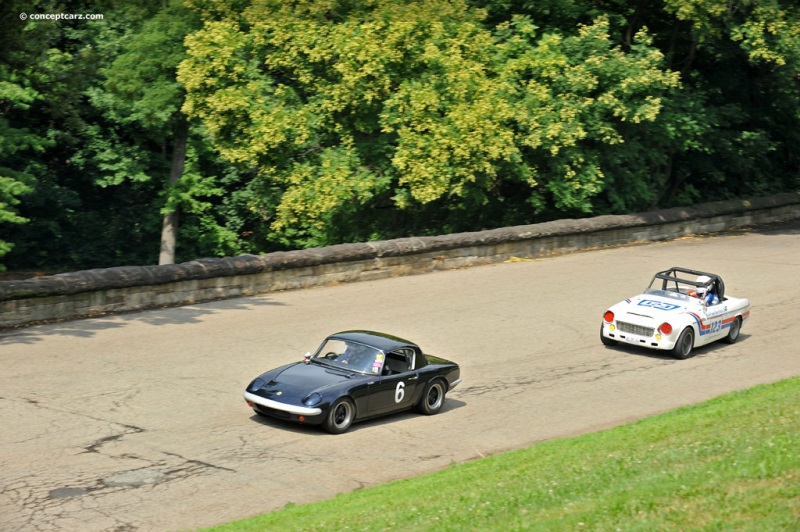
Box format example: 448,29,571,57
671,328,695,360
723,317,742,344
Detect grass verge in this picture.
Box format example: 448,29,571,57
204,377,800,531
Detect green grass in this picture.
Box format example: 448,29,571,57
204,378,800,531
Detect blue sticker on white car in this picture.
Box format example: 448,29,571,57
638,299,680,311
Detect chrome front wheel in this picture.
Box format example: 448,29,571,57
323,398,355,434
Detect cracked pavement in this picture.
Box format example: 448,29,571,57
1,221,799,531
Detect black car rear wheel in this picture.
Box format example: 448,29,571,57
323,398,355,434
417,380,446,415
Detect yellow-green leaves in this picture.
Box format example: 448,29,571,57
381,16,516,205
179,1,684,244
731,5,800,67
180,0,498,244
273,146,389,233
664,0,800,67
495,16,680,212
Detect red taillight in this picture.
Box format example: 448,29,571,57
659,322,673,335
604,311,614,323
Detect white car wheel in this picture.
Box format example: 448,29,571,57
723,317,741,344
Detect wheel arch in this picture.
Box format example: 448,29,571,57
416,376,448,415
411,375,447,404
688,323,699,346
340,393,360,419
680,313,701,346
322,392,359,418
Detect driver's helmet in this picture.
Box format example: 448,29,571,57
695,275,712,295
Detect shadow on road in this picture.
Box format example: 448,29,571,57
731,219,800,236
246,398,468,435
601,333,751,361
0,295,286,345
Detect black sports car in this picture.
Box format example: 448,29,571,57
244,330,462,433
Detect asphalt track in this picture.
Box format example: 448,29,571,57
1,220,799,531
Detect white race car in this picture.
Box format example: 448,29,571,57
601,267,750,359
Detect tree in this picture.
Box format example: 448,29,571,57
1,1,255,272
655,0,800,203
3,0,797,272
0,1,63,270
0,71,40,268
95,0,199,264
179,0,682,247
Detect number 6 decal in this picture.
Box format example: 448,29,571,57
395,381,405,403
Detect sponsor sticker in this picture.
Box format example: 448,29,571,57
638,299,680,311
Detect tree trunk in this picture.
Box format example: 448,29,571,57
159,117,188,265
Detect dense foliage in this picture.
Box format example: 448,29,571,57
1,0,798,271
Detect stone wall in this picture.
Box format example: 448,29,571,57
2,192,799,328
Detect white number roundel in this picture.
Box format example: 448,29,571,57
395,381,405,403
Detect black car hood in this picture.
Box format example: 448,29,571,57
252,361,361,400
277,361,356,387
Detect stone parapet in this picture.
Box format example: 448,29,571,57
2,192,799,327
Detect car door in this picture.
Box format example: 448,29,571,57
699,300,728,345
367,349,418,415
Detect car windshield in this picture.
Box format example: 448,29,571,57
645,288,694,302
645,277,703,303
312,338,384,375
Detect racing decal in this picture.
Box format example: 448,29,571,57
707,306,729,318
372,354,385,374
395,381,405,403
688,313,738,336
688,313,715,335
638,299,681,311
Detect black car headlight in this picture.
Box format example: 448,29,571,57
303,393,322,407
248,378,266,392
